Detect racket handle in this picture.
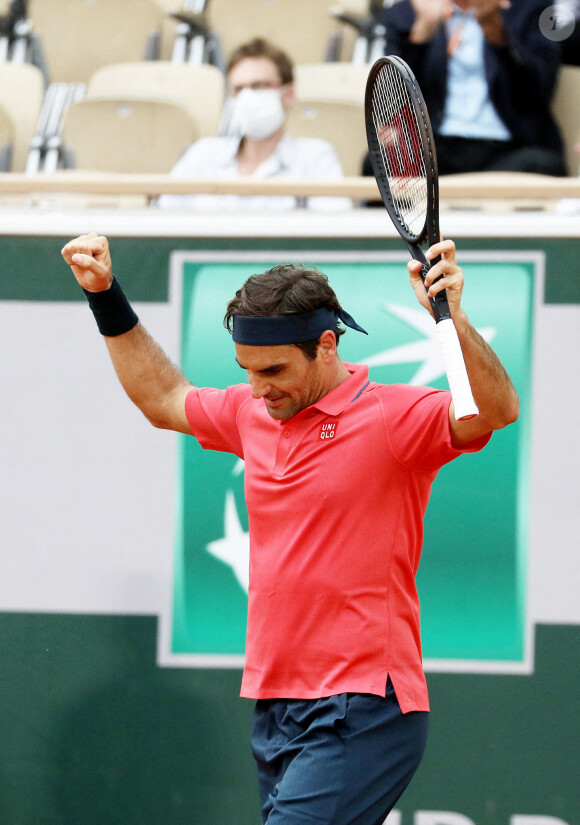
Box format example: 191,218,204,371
435,318,479,421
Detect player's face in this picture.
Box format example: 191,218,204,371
235,342,328,420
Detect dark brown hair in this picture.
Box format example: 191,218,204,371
224,264,345,360
227,38,294,86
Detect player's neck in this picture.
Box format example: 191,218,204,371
326,358,351,395
237,127,286,175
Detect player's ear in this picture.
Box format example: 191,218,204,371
282,82,296,110
318,330,337,360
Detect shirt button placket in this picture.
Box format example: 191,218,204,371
273,427,293,475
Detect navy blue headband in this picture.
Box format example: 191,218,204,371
231,307,368,345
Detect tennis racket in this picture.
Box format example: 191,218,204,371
364,56,478,421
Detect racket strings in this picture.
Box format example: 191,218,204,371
371,65,427,238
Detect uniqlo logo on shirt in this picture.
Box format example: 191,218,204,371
319,422,338,441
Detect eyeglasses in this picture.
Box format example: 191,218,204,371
229,81,282,97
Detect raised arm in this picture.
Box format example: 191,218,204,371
61,233,193,434
407,0,450,44
408,238,519,447
407,0,511,46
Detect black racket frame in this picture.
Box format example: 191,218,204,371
364,55,450,323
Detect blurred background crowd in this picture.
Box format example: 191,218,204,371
0,0,578,211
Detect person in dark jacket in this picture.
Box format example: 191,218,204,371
369,0,567,176
558,0,580,66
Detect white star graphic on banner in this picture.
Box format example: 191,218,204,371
364,303,496,386
206,489,250,593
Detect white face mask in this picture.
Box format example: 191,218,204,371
230,87,286,141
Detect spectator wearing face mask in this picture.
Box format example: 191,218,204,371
157,38,352,211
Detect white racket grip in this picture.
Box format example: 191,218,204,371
435,318,479,421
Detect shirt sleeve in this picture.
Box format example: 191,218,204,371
184,384,251,458
378,385,491,473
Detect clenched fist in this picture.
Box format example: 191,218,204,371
61,232,113,293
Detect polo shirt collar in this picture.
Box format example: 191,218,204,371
311,363,370,416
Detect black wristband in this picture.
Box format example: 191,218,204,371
82,277,139,336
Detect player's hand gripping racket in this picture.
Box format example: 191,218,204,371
364,56,478,420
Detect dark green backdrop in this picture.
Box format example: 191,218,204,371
0,616,577,824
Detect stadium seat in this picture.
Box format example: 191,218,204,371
294,62,369,104
154,0,223,65
84,61,225,138
151,0,182,11
0,62,44,171
552,65,580,176
286,63,370,176
0,104,14,171
27,0,166,83
287,100,367,176
61,98,199,173
205,0,370,65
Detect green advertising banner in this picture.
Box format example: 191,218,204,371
169,251,537,673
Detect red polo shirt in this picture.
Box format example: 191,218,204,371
184,364,490,712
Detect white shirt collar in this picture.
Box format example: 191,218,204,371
220,132,298,178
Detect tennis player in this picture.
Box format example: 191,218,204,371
61,233,519,825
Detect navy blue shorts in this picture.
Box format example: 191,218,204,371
250,680,429,825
